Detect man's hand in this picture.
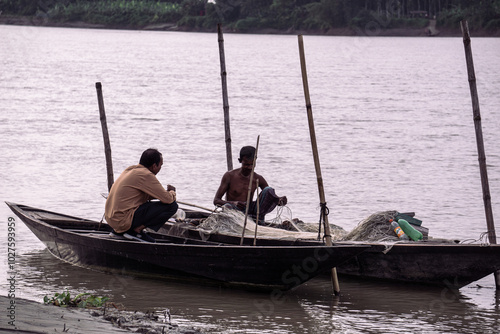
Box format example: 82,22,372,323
167,184,176,192
234,201,247,210
278,196,287,206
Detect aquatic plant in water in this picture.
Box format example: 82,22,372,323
43,290,109,308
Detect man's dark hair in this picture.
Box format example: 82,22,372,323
140,148,162,168
239,146,255,160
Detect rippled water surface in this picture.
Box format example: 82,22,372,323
1,25,500,333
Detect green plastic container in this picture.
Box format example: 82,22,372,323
398,219,423,241
395,212,422,226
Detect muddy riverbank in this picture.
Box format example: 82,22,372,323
0,296,203,334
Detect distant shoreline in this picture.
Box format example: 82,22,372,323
1,14,499,37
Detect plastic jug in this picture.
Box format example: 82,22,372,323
398,219,423,241
174,209,186,221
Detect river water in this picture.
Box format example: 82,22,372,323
1,24,499,333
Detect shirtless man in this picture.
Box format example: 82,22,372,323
213,146,287,224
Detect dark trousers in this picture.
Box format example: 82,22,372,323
249,187,280,224
131,201,178,232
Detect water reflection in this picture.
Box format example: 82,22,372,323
17,249,500,333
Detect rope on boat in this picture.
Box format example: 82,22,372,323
318,202,330,241
460,231,492,246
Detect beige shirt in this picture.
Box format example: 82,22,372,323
104,164,176,233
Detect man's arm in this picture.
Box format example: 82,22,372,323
143,173,176,204
213,172,231,207
257,174,269,190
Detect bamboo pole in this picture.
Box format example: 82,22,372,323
240,136,260,245
95,82,114,192
460,20,500,288
218,24,233,171
298,35,340,296
177,201,214,213
253,178,260,246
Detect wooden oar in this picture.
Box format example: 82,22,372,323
217,24,233,171
460,20,499,288
240,136,260,245
298,35,340,296
95,82,114,191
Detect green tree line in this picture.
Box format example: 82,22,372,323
1,0,499,32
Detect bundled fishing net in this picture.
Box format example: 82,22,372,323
198,209,315,241
198,209,250,235
179,207,407,244
341,210,398,241
197,207,348,241
291,218,348,240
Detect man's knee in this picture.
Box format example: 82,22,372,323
168,201,178,214
157,201,178,220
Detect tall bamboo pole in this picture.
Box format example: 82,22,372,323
240,136,259,245
95,82,114,191
218,24,233,171
460,20,500,288
253,178,260,246
297,35,340,295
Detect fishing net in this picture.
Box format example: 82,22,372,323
341,210,399,241
198,209,250,235
197,207,348,241
173,207,411,244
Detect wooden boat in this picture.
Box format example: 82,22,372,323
158,210,500,289
5,202,371,291
335,241,500,288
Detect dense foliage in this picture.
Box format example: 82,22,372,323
1,0,499,32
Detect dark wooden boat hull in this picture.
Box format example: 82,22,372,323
5,202,370,291
336,242,500,289
159,217,500,289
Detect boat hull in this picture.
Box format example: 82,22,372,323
336,242,500,289
159,217,500,289
6,202,369,291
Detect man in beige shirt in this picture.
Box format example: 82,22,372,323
105,148,178,242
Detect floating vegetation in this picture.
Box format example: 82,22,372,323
43,290,109,308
